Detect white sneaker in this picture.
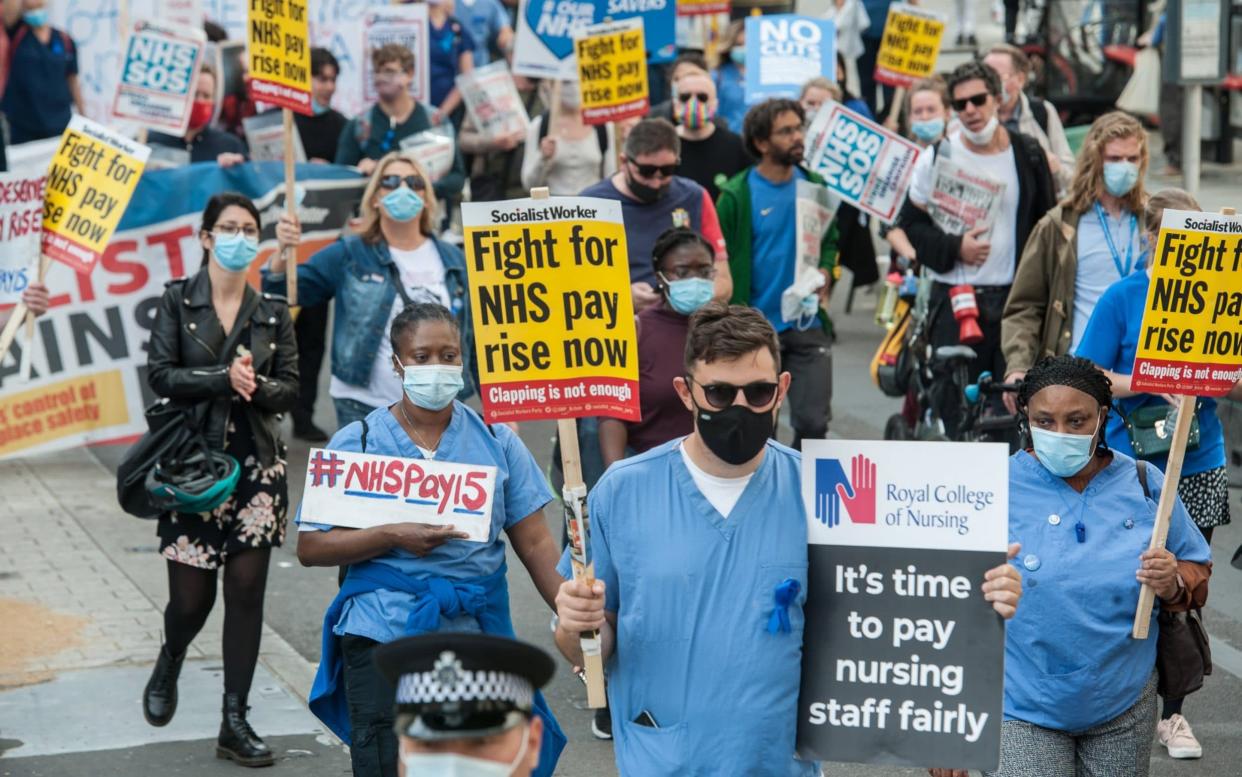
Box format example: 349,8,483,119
1157,714,1203,759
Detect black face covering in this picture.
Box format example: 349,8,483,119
627,174,669,204
692,399,776,465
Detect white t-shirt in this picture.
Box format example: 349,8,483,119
679,442,754,519
908,132,1021,287
329,241,451,409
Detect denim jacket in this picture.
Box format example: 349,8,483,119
261,234,476,397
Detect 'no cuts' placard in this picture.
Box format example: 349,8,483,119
299,448,497,542
744,15,836,104
1131,209,1242,395
43,117,150,274
797,440,1008,771
112,21,206,135
247,0,312,114
807,101,921,223
462,197,640,424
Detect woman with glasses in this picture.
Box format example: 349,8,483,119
142,193,302,766
264,151,474,430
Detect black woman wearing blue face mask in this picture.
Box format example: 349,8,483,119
143,193,302,766
263,151,475,432
296,303,567,777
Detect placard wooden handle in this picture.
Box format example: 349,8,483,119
283,108,298,307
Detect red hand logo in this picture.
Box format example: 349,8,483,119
836,454,877,524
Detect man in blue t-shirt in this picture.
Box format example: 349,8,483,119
717,98,838,449
2,0,84,145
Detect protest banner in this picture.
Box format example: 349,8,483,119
512,0,675,79
781,180,837,324
575,18,649,125
874,3,946,89
361,4,430,106
41,116,150,274
926,156,1005,237
112,21,207,135
299,448,496,541
1129,206,1242,636
243,111,309,163
677,0,729,16
807,101,921,223
798,440,1008,771
246,0,312,113
744,15,836,104
461,195,640,423
0,172,44,309
0,164,365,461
458,62,531,139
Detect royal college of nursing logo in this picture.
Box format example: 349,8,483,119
814,454,877,528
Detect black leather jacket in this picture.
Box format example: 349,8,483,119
147,269,299,467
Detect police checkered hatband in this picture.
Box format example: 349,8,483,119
395,651,534,709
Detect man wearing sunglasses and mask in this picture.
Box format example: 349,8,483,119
552,303,1023,776
670,72,751,201
896,61,1056,439
580,118,731,313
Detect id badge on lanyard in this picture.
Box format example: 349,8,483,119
1093,201,1137,277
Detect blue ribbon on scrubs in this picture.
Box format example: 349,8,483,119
308,560,566,777
767,578,801,634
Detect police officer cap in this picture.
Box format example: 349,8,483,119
373,632,555,741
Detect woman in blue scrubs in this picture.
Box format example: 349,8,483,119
296,303,565,777
978,355,1211,777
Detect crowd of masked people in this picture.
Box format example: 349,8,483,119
4,0,1242,775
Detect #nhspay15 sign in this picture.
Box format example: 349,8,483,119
462,196,640,424
797,440,1008,771
299,448,497,542
1131,208,1242,396
575,17,649,125
112,21,206,135
874,3,946,89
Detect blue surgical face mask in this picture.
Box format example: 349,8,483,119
730,48,745,66
22,9,48,27
400,363,464,411
381,185,425,223
212,232,260,272
661,275,714,315
312,99,330,116
911,117,945,143
1102,161,1140,197
1030,415,1101,478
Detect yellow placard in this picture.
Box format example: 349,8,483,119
461,197,639,424
0,370,130,456
874,3,945,89
41,116,150,274
247,0,312,114
1132,209,1242,396
575,18,649,126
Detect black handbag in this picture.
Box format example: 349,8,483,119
116,289,260,518
1136,461,1213,697
1120,402,1200,459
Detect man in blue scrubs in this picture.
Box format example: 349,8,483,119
2,0,84,144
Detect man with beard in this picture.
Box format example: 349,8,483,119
717,98,838,448
580,118,731,313
335,43,465,202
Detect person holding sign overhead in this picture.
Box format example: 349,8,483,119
554,303,1023,777
148,64,248,167
142,193,302,767
263,151,474,431
296,302,566,777
1,0,83,144
1075,189,1242,760
938,354,1211,777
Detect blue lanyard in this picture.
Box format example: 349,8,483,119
1093,201,1137,277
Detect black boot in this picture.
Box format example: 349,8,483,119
216,693,274,767
142,644,185,727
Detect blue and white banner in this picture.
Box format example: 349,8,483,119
112,21,206,135
744,15,835,104
513,0,676,80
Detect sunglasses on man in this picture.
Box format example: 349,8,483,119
687,377,779,410
677,92,711,103
626,158,678,178
379,174,427,191
950,92,990,112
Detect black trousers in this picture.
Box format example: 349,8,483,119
342,634,398,777
779,326,833,449
927,282,1009,439
293,300,329,425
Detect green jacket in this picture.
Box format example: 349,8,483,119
716,166,840,328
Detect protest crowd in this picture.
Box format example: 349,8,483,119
4,0,1242,776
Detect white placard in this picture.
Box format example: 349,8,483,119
927,155,1005,237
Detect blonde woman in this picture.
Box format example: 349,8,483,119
263,151,474,428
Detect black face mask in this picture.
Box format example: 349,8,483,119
692,398,775,465
627,174,669,204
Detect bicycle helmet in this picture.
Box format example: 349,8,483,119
145,449,241,514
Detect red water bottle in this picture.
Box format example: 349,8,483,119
949,284,984,345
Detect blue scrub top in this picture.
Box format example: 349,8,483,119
456,0,509,66
299,403,552,644
428,16,476,108
558,439,817,777
714,63,747,133
1004,450,1210,732
1074,270,1226,476
2,22,78,144
748,166,805,332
